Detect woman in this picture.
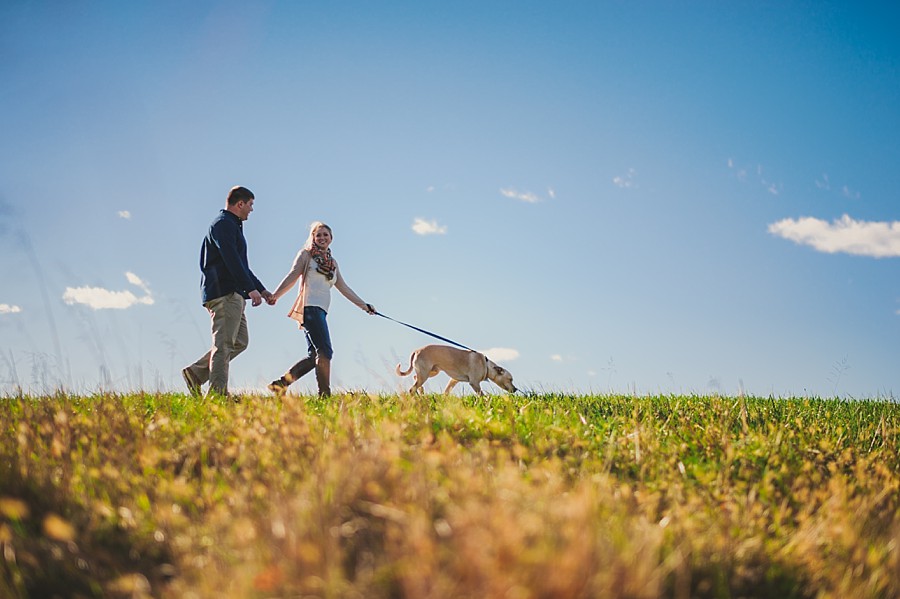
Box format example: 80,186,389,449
268,221,376,396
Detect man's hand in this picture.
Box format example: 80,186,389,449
249,290,263,307
263,291,276,306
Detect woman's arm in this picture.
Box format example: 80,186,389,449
334,264,375,313
271,249,310,301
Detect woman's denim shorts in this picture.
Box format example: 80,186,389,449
303,306,334,360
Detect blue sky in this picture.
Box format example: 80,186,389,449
2,1,899,398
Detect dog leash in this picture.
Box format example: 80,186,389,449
373,310,476,352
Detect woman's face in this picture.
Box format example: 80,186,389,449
313,226,333,249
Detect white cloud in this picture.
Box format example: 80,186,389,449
63,272,155,310
125,271,151,294
550,354,563,362
481,347,520,363
0,304,22,314
816,174,831,190
412,218,447,236
728,159,783,192
612,168,637,189
118,210,132,219
768,214,900,258
842,185,861,201
547,187,556,200
63,288,151,310
500,188,541,203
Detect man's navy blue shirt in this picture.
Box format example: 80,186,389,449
200,209,265,304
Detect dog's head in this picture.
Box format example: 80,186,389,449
486,360,517,393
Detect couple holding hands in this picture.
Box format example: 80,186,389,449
182,185,376,398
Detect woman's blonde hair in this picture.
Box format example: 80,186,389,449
304,221,333,250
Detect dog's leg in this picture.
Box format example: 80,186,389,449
469,381,484,396
409,368,426,394
411,367,431,395
410,361,441,395
443,379,459,395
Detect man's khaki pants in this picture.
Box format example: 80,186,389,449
185,292,248,395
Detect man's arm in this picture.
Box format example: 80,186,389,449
210,218,261,297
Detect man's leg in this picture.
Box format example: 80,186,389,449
231,309,249,360
207,293,246,395
183,349,211,394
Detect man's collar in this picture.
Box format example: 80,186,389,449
221,209,242,224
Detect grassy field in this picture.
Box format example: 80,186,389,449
1,391,899,598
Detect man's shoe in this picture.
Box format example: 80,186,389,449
181,367,202,395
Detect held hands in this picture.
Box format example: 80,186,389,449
365,303,377,315
250,290,277,307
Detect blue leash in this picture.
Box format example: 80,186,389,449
374,311,475,352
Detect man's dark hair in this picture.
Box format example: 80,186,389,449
227,186,255,206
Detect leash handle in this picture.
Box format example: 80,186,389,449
374,311,475,352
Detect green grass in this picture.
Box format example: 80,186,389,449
2,391,900,598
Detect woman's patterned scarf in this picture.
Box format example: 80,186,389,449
310,244,336,280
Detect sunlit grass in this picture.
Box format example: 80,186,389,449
2,392,899,598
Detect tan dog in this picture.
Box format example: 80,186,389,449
396,344,517,396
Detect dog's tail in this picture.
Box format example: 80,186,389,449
395,352,415,377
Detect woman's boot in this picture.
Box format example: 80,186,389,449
268,356,316,394
315,357,331,398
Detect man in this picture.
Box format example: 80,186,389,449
182,186,274,396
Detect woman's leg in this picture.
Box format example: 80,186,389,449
300,306,334,397
268,336,317,393
315,357,331,398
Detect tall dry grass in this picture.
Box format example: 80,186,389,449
1,392,899,598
